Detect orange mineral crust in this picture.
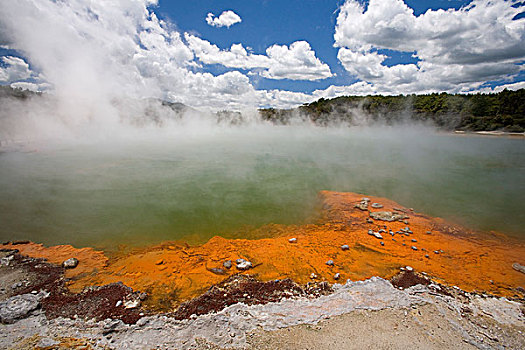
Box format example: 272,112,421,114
2,242,108,279
6,191,525,311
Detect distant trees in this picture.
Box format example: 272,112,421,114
261,89,525,132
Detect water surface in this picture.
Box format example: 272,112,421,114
0,125,523,250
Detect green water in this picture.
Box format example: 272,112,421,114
0,125,524,250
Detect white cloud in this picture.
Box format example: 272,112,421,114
0,56,32,82
186,34,333,81
334,0,525,94
206,10,242,28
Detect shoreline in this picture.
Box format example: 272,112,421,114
1,191,525,348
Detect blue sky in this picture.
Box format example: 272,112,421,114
0,0,524,109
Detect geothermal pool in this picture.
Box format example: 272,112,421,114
0,125,523,250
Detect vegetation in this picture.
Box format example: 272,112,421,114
260,89,525,132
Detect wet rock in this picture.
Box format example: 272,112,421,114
62,258,79,269
0,293,41,324
411,246,418,251
223,260,232,269
341,244,349,251
354,199,369,211
373,232,383,239
369,211,408,222
288,238,297,243
236,259,252,270
333,273,340,280
208,267,226,275
512,263,525,274
371,203,383,209
326,260,334,266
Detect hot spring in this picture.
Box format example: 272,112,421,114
0,124,523,251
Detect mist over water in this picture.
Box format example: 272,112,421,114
0,120,523,250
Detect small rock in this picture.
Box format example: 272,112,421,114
405,266,414,272
333,273,340,280
512,263,525,274
288,238,297,243
236,260,252,270
366,218,373,224
373,232,383,239
426,231,432,235
310,273,317,279
223,260,232,269
208,267,226,275
341,244,349,251
326,260,334,266
411,239,417,242
371,203,383,209
425,255,430,258
434,250,439,254
380,241,384,246
155,259,164,265
124,299,140,309
411,246,418,251
115,300,122,307
368,229,374,236
62,258,79,269
403,220,409,225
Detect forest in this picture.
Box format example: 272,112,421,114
260,89,525,132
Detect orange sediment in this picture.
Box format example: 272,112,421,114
4,191,525,311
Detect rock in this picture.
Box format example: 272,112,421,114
223,260,232,269
426,231,432,234
341,244,349,251
310,273,317,279
326,260,334,266
425,255,430,258
368,229,374,236
62,258,79,269
288,238,297,243
155,259,164,265
378,229,386,233
434,250,439,254
405,266,414,272
236,259,252,270
380,241,384,246
366,218,373,224
208,267,226,275
355,199,369,211
124,299,140,309
333,273,340,280
369,211,408,222
0,293,40,324
411,246,418,251
372,232,383,239
411,239,417,242
512,263,525,274
371,203,383,209
115,300,122,307
403,220,409,225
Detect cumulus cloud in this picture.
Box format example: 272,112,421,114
206,10,242,28
334,0,525,94
186,34,333,81
0,56,33,82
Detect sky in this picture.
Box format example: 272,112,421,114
0,0,524,110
